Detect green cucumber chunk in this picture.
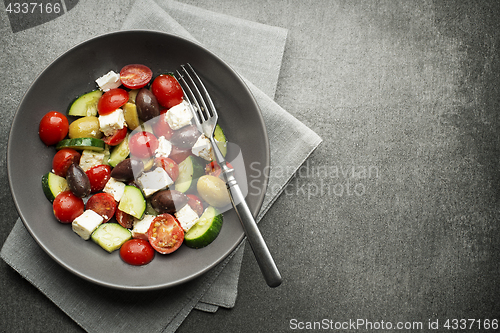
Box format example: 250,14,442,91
107,134,129,167
118,185,146,219
41,172,68,202
214,124,227,157
184,206,223,249
68,90,102,116
56,137,105,151
91,223,132,253
174,156,204,193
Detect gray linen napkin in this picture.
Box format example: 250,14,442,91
1,1,322,332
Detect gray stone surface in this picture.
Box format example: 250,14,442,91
1,1,499,332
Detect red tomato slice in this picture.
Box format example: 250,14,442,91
120,64,153,89
148,213,184,254
115,209,134,229
155,157,179,182
120,239,155,266
53,191,84,223
151,74,183,109
129,131,159,159
39,111,69,146
103,126,128,146
52,148,81,177
186,194,204,216
86,193,117,223
86,164,111,192
152,111,175,139
97,88,129,115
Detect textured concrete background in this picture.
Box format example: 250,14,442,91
1,1,499,332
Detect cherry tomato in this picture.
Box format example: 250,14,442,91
148,213,184,254
152,111,175,139
151,74,183,109
119,64,153,89
39,111,69,146
86,165,111,192
186,194,204,216
120,239,155,266
169,145,192,164
155,157,179,182
52,148,81,177
115,209,134,229
97,88,129,115
103,126,128,146
129,131,159,159
53,191,84,223
86,193,116,223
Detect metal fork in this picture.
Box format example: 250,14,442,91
176,64,282,288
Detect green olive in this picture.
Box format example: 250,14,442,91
68,116,102,139
197,175,231,207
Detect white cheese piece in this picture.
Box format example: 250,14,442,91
131,215,156,240
72,210,104,240
175,204,199,232
155,136,172,158
99,108,126,137
165,101,193,130
136,167,173,197
79,149,107,171
191,134,213,161
95,71,121,92
103,177,126,202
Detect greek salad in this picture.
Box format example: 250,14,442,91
39,64,231,266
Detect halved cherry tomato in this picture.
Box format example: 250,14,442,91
86,192,116,223
53,191,84,223
97,88,129,115
120,239,155,266
119,64,153,89
155,157,179,182
115,209,134,229
129,131,159,159
39,111,69,146
186,194,204,216
169,145,192,164
52,148,81,177
152,111,175,139
86,164,111,192
103,126,128,146
147,213,184,254
151,74,183,109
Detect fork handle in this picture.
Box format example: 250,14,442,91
223,168,282,288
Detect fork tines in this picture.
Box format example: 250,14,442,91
175,64,218,127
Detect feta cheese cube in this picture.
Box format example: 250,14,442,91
136,167,173,197
72,210,104,240
103,177,126,202
191,134,213,161
95,71,121,92
165,101,193,130
175,204,199,232
155,136,172,158
79,149,107,171
99,108,126,136
131,215,156,240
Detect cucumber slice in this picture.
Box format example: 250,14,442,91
56,137,105,151
91,223,132,253
107,134,130,167
68,90,102,116
174,156,204,193
184,206,223,248
41,172,69,202
118,185,146,219
214,124,227,157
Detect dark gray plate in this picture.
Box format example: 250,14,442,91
7,31,269,290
